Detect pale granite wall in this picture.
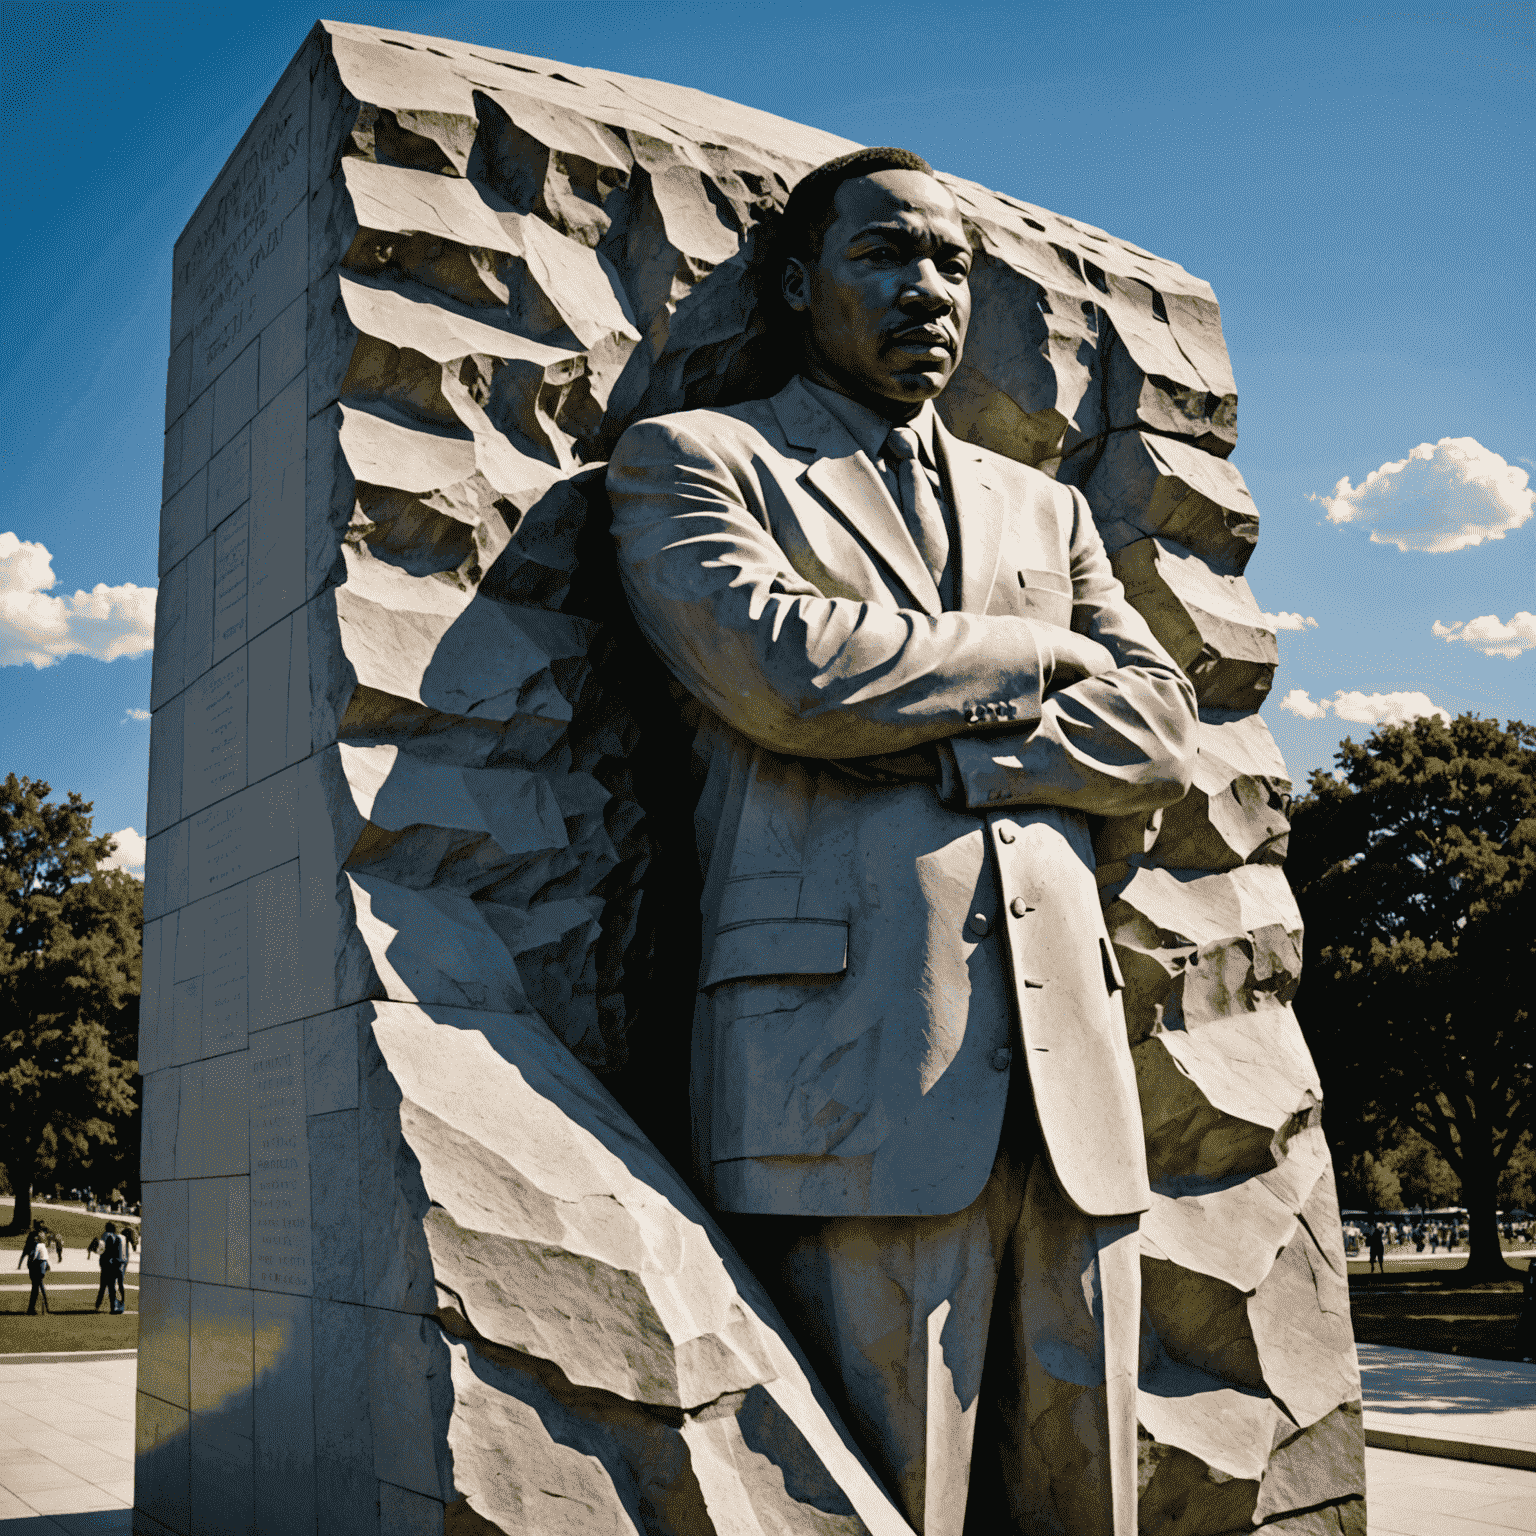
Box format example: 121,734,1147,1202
136,21,1362,1535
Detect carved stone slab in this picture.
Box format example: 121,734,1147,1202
138,19,1361,1535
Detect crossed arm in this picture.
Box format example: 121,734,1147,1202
607,416,1198,817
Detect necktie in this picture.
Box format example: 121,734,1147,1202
884,426,950,591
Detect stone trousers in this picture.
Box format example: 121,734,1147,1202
727,1101,1139,1536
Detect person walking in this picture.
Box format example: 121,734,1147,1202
17,1222,52,1315
90,1222,130,1313
1368,1225,1387,1275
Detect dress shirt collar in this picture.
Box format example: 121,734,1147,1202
798,377,940,470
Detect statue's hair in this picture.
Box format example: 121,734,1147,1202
732,146,946,397
778,146,936,264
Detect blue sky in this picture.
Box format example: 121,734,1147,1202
2,0,1532,869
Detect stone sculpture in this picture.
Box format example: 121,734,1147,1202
136,19,1363,1535
606,147,1201,1536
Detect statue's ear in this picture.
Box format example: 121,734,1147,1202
782,255,811,314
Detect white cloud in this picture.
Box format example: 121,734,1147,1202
1432,611,1536,659
1279,688,1452,726
1311,437,1533,553
100,826,146,876
1279,687,1331,719
0,532,156,669
122,707,152,722
1262,611,1319,631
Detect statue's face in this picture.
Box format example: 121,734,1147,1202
784,169,972,414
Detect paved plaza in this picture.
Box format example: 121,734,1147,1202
1361,1342,1536,1468
0,1354,134,1534
0,1345,1533,1534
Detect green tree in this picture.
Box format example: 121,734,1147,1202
1498,1132,1535,1212
1386,1126,1463,1211
1289,714,1534,1278
0,775,141,1233
1338,1149,1404,1213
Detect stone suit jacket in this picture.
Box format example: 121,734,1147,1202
607,377,1198,1219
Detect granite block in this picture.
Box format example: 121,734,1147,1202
204,1048,250,1176
179,387,214,493
308,1110,362,1303
166,334,192,428
249,1020,312,1295
149,558,186,712
141,1072,181,1183
208,425,251,534
137,1273,191,1409
213,340,260,452
188,1177,229,1285
189,1419,254,1536
247,608,294,784
253,1289,318,1534
306,1006,360,1114
182,650,248,817
174,1060,205,1179
378,1481,445,1536
249,371,308,636
159,467,206,578
135,1389,190,1535
248,858,302,1030
173,56,308,374
141,1179,189,1282
312,1299,379,1536
146,690,185,837
261,294,306,407
183,531,216,689
138,917,168,1076
227,1177,251,1289
367,1308,448,1501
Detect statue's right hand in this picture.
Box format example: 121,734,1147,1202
1044,629,1116,689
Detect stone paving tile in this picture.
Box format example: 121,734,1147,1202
0,1360,134,1529
0,1484,40,1517
24,1483,129,1518
1367,1446,1536,1535
0,1462,87,1494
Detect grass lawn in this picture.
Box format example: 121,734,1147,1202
0,1274,139,1353
1348,1256,1530,1362
2,1201,143,1355
1,1201,137,1267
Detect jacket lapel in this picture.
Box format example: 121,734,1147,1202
938,424,1007,614
772,379,943,617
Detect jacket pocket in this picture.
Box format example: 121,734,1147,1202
1099,935,1126,994
704,919,849,988
1017,567,1073,627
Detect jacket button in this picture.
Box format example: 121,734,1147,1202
998,827,1016,844
1009,897,1032,918
967,912,990,938
991,1047,1012,1072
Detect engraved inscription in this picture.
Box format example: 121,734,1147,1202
202,887,249,1054
250,1030,311,1292
215,508,250,661
179,77,308,374
191,797,249,894
186,654,248,811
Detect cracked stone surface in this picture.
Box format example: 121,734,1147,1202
137,18,1361,1535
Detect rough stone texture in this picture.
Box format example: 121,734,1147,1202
137,19,1360,1534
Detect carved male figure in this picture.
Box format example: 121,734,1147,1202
608,148,1198,1534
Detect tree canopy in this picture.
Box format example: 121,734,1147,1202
0,774,141,1232
1289,713,1534,1276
